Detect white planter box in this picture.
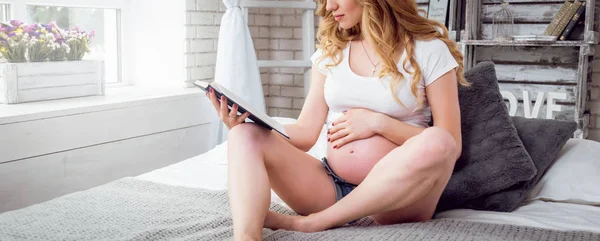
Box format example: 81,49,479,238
0,60,105,104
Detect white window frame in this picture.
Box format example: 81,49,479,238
0,0,133,87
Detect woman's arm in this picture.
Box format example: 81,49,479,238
372,69,462,151
425,69,462,156
276,66,329,152
372,114,425,145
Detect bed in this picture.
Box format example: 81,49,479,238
1,117,599,241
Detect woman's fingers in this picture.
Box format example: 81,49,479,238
332,133,354,149
205,89,248,129
238,111,251,123
230,104,239,117
328,121,347,136
219,95,229,120
328,128,349,143
331,114,348,127
207,89,221,113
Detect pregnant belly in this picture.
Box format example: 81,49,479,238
326,135,399,185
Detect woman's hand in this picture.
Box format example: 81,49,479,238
328,109,382,149
206,88,251,130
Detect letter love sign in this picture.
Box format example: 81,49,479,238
501,91,568,119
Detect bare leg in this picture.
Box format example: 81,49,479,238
290,127,459,231
227,123,336,241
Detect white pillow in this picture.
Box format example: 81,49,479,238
273,117,328,159
526,138,600,206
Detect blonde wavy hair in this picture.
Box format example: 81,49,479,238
314,0,469,107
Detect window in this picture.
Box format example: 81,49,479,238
2,0,127,85
0,4,8,21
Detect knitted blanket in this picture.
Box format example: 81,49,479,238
1,178,598,241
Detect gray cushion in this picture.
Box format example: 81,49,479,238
463,117,576,212
436,62,536,212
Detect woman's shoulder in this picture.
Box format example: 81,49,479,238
412,38,453,66
311,45,347,75
311,47,335,75
414,38,450,54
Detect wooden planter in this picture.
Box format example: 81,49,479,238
0,60,105,104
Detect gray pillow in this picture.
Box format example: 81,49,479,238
436,62,536,212
463,117,576,212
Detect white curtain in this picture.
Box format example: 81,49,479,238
209,0,266,147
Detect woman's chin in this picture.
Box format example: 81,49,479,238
338,23,354,30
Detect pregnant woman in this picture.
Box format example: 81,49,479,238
205,0,469,240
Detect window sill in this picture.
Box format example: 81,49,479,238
0,86,202,125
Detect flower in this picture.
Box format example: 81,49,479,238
0,20,29,62
63,27,94,61
0,20,94,62
9,20,23,27
24,23,55,62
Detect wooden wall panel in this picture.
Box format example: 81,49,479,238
478,0,581,40
482,24,549,40
476,46,580,64
499,83,577,103
476,44,580,121
504,101,575,120
494,64,578,83
482,3,563,23
464,0,597,138
417,0,430,17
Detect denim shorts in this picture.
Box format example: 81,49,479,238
322,158,357,201
322,157,362,225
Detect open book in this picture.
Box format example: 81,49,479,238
194,80,290,139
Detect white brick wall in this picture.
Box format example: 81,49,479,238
185,0,223,87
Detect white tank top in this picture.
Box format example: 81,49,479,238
311,38,458,129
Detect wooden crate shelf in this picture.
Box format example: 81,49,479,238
461,0,596,139
461,39,594,47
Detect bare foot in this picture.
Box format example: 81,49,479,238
264,211,301,230
292,213,329,233
235,234,261,241
264,211,328,233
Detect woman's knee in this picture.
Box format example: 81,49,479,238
410,127,458,168
227,123,271,156
228,123,269,142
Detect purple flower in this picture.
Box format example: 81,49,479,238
41,24,52,32
89,30,96,37
8,32,15,37
10,20,23,27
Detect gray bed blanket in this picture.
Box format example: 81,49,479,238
1,178,598,241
